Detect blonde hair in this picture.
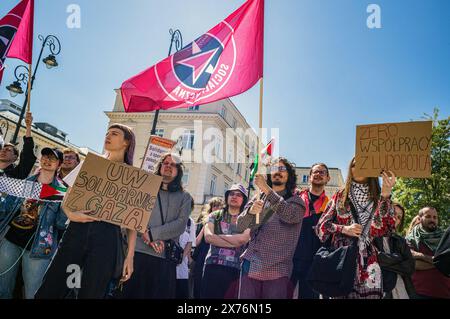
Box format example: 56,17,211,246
406,215,421,235
197,197,224,225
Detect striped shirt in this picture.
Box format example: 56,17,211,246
237,189,306,281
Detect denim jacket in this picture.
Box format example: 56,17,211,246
0,174,68,259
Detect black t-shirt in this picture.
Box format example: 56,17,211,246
308,193,320,211
5,200,42,250
293,192,323,271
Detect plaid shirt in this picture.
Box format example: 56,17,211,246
237,189,306,281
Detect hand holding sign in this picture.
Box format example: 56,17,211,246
64,208,98,223
381,170,396,199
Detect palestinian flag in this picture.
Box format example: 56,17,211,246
40,183,67,201
260,138,274,165
0,176,67,202
249,138,275,183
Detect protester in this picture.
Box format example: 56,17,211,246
191,197,224,299
374,202,416,299
237,157,306,299
121,153,192,299
316,157,396,299
35,124,137,299
201,184,249,299
0,112,36,179
58,148,80,180
176,210,196,299
291,163,330,299
406,207,450,299
0,148,66,299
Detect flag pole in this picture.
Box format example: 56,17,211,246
26,64,31,113
256,77,264,224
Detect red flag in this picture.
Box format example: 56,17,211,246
121,0,264,112
6,0,34,64
0,0,33,83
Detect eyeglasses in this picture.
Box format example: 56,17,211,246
229,191,244,198
162,162,177,168
270,166,287,173
64,155,77,161
41,155,59,163
311,170,328,176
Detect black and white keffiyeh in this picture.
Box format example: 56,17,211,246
349,182,375,264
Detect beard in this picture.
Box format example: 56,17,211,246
424,222,437,232
272,180,284,186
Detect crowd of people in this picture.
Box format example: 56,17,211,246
0,120,448,299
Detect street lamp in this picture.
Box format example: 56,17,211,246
6,63,30,98
7,34,61,145
150,29,183,136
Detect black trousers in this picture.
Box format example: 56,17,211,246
35,222,119,299
176,279,189,299
291,262,320,299
201,264,240,299
121,252,176,299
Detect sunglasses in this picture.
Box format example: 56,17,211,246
270,166,287,173
311,170,328,176
162,162,177,168
229,191,244,198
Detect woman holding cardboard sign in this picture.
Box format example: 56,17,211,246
35,124,137,299
313,157,397,299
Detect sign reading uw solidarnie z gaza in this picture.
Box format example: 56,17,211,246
63,153,162,233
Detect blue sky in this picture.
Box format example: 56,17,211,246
1,0,449,174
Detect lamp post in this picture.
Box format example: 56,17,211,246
6,34,61,145
150,29,183,135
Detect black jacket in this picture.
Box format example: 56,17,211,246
374,234,417,299
433,226,450,277
0,136,36,179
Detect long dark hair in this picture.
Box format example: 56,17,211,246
267,157,297,199
108,123,135,166
340,157,380,211
154,153,184,192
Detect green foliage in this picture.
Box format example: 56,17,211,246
393,108,450,234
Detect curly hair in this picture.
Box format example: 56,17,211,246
267,157,297,198
197,197,224,225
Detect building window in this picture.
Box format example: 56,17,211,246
182,168,189,186
154,128,164,138
210,175,217,195
220,107,227,119
237,163,242,176
224,183,229,192
215,138,223,159
232,117,237,128
188,105,199,111
181,129,195,150
302,175,308,183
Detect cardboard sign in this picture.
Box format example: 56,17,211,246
141,135,176,173
63,153,162,233
355,121,432,178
